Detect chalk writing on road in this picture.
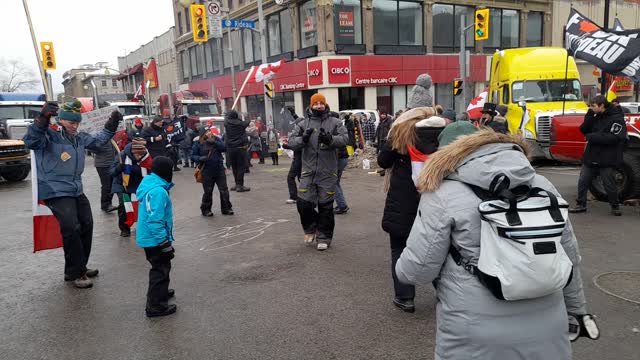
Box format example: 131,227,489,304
186,218,289,252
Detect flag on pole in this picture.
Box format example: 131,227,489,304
407,145,430,189
247,59,286,83
123,193,138,227
31,150,63,252
467,88,489,120
607,79,617,102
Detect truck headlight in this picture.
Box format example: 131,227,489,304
523,129,535,139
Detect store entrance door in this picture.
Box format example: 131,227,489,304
338,87,364,110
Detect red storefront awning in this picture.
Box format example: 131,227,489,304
115,63,144,80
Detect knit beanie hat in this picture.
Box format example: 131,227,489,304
442,109,456,121
58,100,83,122
135,117,143,126
131,137,147,156
151,156,174,183
407,74,434,109
310,93,327,106
437,121,479,148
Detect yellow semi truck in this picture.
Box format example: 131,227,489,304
487,47,588,158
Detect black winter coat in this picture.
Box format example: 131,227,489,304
192,137,226,176
580,106,627,168
224,115,251,148
140,124,167,159
378,126,443,238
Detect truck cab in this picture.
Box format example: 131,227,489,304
106,100,149,130
488,47,588,158
159,91,219,130
0,93,44,181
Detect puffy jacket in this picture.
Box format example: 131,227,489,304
378,125,443,238
23,124,114,201
191,136,226,176
110,143,151,194
136,173,174,248
93,140,116,168
140,124,167,159
580,106,627,168
224,113,251,148
376,117,392,144
396,132,587,360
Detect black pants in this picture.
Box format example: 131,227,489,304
116,192,131,231
144,246,172,311
297,199,335,244
390,234,415,301
96,166,113,210
227,147,247,186
287,156,302,200
44,194,94,280
201,173,232,213
577,166,619,207
270,152,278,165
168,147,180,169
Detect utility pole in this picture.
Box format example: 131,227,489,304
22,0,51,100
600,0,611,96
226,11,237,100
257,0,274,127
459,15,473,112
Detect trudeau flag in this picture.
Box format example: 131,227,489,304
467,88,489,120
247,59,286,83
31,150,63,252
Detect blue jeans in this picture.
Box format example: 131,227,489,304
335,157,348,209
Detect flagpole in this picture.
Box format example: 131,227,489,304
231,66,255,110
562,50,570,115
22,0,51,100
600,0,611,95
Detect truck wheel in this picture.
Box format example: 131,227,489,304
1,165,30,182
589,152,640,202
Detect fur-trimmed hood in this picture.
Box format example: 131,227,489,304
417,130,533,192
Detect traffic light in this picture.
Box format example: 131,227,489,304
190,4,208,42
265,82,274,99
453,79,463,96
474,8,489,41
40,42,56,70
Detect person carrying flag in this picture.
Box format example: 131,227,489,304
23,100,122,289
111,138,152,237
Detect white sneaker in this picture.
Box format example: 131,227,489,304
317,243,328,251
304,233,315,245
286,199,296,204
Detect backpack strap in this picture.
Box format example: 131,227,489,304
449,245,478,275
528,187,565,223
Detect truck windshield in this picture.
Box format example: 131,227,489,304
0,105,42,120
512,79,583,103
186,104,217,115
119,106,146,116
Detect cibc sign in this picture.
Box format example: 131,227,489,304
327,59,351,84
307,60,323,86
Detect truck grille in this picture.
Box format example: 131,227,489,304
8,126,27,140
536,115,552,145
0,145,28,157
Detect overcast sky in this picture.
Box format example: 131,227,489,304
2,0,175,94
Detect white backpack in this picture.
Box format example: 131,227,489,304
450,175,574,301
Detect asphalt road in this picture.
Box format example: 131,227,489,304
0,157,638,360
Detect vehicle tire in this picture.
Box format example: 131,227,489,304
1,165,30,182
589,152,640,202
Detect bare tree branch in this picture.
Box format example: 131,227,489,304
0,58,40,93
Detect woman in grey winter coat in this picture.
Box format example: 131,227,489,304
396,130,590,360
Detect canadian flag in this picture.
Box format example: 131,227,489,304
31,151,63,252
467,88,489,120
607,79,617,102
247,59,286,83
407,145,430,190
133,81,145,98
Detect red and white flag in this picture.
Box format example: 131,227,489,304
467,88,489,120
31,151,63,252
122,193,139,227
133,81,146,98
247,59,286,83
407,145,430,189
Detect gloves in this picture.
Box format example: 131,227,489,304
158,239,175,259
318,128,332,146
282,143,291,150
568,314,600,342
104,111,123,132
302,128,314,143
36,101,59,128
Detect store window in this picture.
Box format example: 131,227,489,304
392,86,408,113
246,95,266,120
334,0,362,45
484,8,520,52
207,41,220,73
373,0,422,46
435,82,453,110
267,9,294,57
300,1,317,48
339,87,365,110
302,89,316,111
223,32,242,68
268,13,281,56
185,11,191,33
112,79,118,87
526,11,543,47
101,80,107,88
253,29,262,61
189,46,200,78
432,4,475,53
243,29,254,64
377,86,392,114
181,51,190,81
280,9,293,53
272,92,295,132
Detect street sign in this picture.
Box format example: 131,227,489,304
207,1,220,15
206,1,223,38
222,19,256,29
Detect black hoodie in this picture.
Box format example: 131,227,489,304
580,105,627,168
224,110,251,148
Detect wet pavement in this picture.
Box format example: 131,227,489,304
0,157,638,359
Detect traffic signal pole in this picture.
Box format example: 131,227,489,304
22,0,52,100
257,0,274,128
459,15,474,112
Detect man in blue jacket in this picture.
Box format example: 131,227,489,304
23,100,122,288
136,156,176,317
